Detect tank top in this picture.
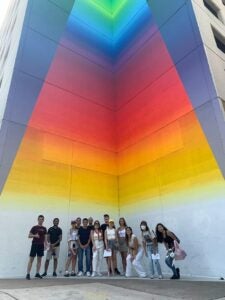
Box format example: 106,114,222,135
164,232,175,249
93,230,103,240
118,228,126,238
142,230,155,245
106,227,116,240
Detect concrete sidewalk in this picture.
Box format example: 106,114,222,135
0,277,225,300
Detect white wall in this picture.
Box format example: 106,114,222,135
192,0,225,151
0,0,28,124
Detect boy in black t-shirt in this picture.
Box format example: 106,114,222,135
26,215,47,280
77,218,91,276
42,218,62,277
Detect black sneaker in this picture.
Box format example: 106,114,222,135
170,275,179,280
41,272,47,277
26,274,30,280
115,268,121,275
35,273,42,279
70,272,76,277
176,268,180,279
64,272,70,277
53,272,57,277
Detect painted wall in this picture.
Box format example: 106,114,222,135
117,0,225,278
0,0,118,277
0,0,225,278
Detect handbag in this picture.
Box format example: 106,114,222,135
103,249,112,257
151,253,160,260
174,240,187,260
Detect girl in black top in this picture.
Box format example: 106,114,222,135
156,223,180,279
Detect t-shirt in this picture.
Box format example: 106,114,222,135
47,226,62,247
78,226,91,245
30,225,47,245
87,225,94,246
88,225,94,230
101,223,112,237
142,230,155,245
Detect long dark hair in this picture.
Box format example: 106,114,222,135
140,220,150,232
93,220,101,229
125,226,133,245
155,223,168,243
93,220,102,240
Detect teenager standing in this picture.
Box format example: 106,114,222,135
105,219,117,276
42,218,62,277
64,220,79,277
26,215,47,280
91,220,104,277
77,218,91,276
117,217,128,275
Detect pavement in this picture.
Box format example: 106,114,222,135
0,277,225,300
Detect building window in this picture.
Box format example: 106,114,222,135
221,100,225,119
203,0,220,18
212,27,225,54
222,100,225,111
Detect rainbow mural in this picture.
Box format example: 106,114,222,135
1,0,225,277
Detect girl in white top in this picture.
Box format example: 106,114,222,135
64,220,79,277
125,227,146,278
91,220,104,277
105,219,118,276
117,217,128,275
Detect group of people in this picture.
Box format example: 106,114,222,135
26,214,181,280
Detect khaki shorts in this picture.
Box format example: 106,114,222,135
46,246,60,260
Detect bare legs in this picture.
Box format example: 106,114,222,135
27,257,34,274
65,253,77,274
120,251,127,274
26,256,42,274
107,250,116,276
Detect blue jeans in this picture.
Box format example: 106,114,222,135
78,246,91,272
165,253,177,276
146,243,162,276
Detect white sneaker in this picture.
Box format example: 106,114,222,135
86,271,91,277
150,275,154,279
97,272,103,277
91,272,96,277
158,275,163,279
77,271,83,276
